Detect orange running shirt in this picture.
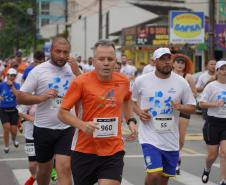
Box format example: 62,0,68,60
7,62,28,74
61,70,132,156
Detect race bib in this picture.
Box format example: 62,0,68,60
24,143,35,156
219,101,226,114
50,96,63,110
93,117,118,138
153,116,174,133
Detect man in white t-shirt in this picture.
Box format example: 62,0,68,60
142,57,156,74
84,57,95,72
75,54,85,72
127,59,137,75
16,37,82,185
120,55,134,79
132,47,196,185
196,59,217,92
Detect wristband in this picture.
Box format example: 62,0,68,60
9,84,13,87
126,118,137,125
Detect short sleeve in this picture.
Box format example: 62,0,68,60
20,71,38,93
196,75,204,88
132,78,141,101
200,84,211,103
181,84,196,106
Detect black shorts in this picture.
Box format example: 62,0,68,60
203,116,226,145
26,139,36,162
0,107,18,125
71,151,125,185
179,112,191,119
33,126,74,163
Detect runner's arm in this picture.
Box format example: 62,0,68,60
67,57,82,76
18,112,35,123
171,100,196,115
58,107,99,135
199,100,224,108
122,99,138,141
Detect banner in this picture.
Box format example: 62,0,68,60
169,11,205,44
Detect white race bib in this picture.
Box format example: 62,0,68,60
24,143,35,156
50,96,63,110
93,117,118,138
219,101,226,114
153,116,174,133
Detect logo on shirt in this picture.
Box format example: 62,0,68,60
168,87,176,94
98,90,116,102
115,83,119,88
149,91,175,117
48,77,69,96
64,72,71,77
218,91,226,100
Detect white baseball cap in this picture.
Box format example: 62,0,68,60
215,60,226,71
153,48,173,61
7,68,17,75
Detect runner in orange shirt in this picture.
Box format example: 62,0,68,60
58,39,138,185
8,51,28,74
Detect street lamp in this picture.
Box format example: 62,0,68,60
8,2,37,51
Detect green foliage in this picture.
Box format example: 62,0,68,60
0,0,43,58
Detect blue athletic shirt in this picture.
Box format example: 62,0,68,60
0,82,20,108
22,65,34,80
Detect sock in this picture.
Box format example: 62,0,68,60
25,176,36,185
205,166,211,172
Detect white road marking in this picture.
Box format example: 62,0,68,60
173,170,218,185
12,169,38,185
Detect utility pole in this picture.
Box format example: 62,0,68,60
84,17,87,60
16,0,19,51
99,0,102,39
208,0,215,60
65,0,68,39
33,0,37,51
106,11,109,39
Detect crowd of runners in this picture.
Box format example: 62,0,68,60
0,37,225,185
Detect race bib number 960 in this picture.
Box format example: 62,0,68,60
93,117,118,138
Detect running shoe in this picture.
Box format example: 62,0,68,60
13,138,19,148
4,147,9,153
18,125,23,133
25,176,36,185
50,168,58,182
202,167,210,184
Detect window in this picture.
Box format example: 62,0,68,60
41,2,50,15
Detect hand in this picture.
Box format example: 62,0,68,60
7,80,13,86
41,89,59,102
217,99,225,108
0,96,3,101
81,121,99,135
68,57,79,69
126,122,138,141
138,108,152,124
170,100,182,111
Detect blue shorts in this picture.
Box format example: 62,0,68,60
141,144,179,177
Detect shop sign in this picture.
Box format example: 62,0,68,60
121,27,136,46
169,11,205,44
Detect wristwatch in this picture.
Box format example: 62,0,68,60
9,84,13,87
126,118,137,125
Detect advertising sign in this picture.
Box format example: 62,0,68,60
121,27,136,46
169,11,205,44
135,25,170,45
205,24,226,50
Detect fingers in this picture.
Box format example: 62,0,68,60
83,122,99,135
48,89,59,98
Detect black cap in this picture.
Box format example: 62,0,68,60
174,56,186,62
16,51,23,57
11,62,18,68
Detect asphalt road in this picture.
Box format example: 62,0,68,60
0,113,221,185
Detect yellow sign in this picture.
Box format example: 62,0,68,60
173,13,202,38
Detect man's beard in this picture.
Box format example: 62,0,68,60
51,55,67,67
156,65,172,75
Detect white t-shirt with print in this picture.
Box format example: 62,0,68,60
129,65,137,75
20,61,76,130
84,64,95,72
120,64,134,77
200,81,226,118
196,71,214,88
132,72,196,151
142,64,156,75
